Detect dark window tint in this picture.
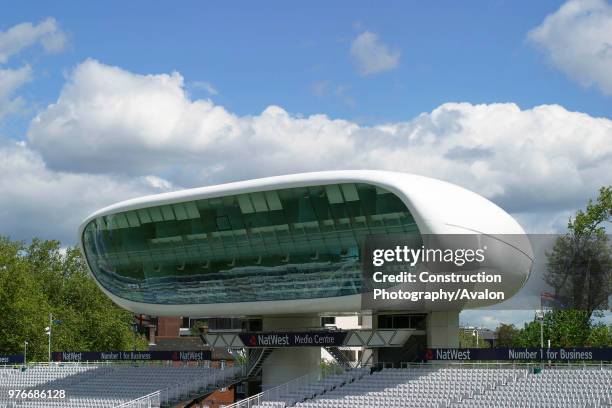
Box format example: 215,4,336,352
82,183,419,305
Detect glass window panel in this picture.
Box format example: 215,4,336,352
251,192,268,212
216,215,231,231
149,207,164,222
125,212,140,227
137,209,152,224
116,213,129,228
325,185,343,204
82,182,418,305
161,205,175,221
173,203,188,220
184,202,200,219
340,183,359,201
96,218,107,230
237,194,254,214
264,190,282,210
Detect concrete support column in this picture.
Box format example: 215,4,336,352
261,316,321,390
426,311,459,348
148,325,156,345
361,313,376,365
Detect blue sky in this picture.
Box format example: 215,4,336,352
0,1,610,328
1,0,610,138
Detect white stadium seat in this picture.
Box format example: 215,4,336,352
243,365,612,408
0,363,240,408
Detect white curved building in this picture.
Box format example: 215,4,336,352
79,171,533,384
80,170,532,315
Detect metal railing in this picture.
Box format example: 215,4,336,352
2,359,218,370
223,364,346,408
222,361,612,408
116,391,161,408
366,360,612,371
0,361,246,408
159,364,246,406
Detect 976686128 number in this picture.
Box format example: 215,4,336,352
6,389,66,399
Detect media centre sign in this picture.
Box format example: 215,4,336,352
239,331,348,347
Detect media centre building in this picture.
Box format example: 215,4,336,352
79,170,533,389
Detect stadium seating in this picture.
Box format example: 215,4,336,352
455,366,612,408
3,364,611,407
293,366,526,408
247,365,611,408
0,363,241,407
249,367,370,408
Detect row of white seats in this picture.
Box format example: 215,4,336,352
248,368,370,408
295,367,529,408
456,367,612,408
0,364,240,408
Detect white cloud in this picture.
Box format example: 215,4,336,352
334,84,356,108
460,310,537,329
144,175,174,190
25,60,612,236
0,18,67,64
0,65,32,119
28,60,244,177
310,80,329,97
191,81,218,95
0,140,172,244
310,80,356,107
350,31,400,75
528,0,612,95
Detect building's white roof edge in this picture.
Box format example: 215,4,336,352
79,170,532,258
82,170,402,221
78,170,535,314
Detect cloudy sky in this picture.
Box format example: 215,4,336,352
1,1,611,327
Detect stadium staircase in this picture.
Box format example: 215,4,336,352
322,347,353,370
225,366,369,408
246,348,274,378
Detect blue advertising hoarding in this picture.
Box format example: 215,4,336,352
422,348,612,361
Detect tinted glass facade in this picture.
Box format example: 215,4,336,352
82,183,419,305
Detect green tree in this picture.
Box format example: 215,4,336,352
0,236,147,361
515,310,608,348
586,323,612,347
548,310,591,347
495,323,519,347
190,320,207,336
0,238,51,360
545,186,612,317
516,317,549,348
459,329,490,348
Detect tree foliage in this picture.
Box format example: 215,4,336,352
513,310,611,348
495,323,520,347
545,186,611,316
0,236,147,361
504,187,612,349
459,329,491,348
587,323,612,347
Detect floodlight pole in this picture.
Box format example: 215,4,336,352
540,317,543,349
535,310,544,349
24,340,28,367
48,312,52,364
